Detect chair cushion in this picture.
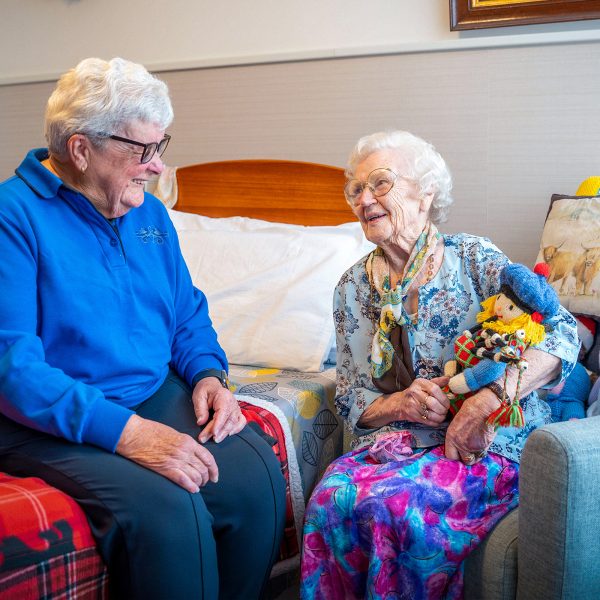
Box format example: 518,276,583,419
464,508,518,600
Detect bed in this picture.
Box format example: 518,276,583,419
166,160,370,575
0,159,370,596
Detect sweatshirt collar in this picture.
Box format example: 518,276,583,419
15,148,63,199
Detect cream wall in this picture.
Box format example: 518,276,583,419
2,0,600,83
160,42,600,267
3,0,447,83
1,2,600,266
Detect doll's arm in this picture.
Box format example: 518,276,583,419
448,359,507,395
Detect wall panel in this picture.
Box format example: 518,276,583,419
1,42,599,265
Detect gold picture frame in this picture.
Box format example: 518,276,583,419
450,0,600,31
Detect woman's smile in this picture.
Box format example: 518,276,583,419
365,210,387,224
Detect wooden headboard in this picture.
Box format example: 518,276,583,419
174,159,355,225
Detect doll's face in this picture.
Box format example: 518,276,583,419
493,293,524,323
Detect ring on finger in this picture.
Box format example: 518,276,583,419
420,402,429,420
473,449,488,460
463,453,476,464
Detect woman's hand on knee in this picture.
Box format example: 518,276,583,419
194,380,247,444
116,415,219,493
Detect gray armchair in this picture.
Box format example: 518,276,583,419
465,416,600,599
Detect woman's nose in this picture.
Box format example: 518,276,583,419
355,186,376,207
147,153,165,175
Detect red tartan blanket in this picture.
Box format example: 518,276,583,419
0,473,107,599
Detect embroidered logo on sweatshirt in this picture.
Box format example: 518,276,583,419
136,227,168,244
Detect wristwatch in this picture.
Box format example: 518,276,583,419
194,368,229,389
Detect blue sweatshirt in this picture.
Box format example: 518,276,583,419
0,149,227,451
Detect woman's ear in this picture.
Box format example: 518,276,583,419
419,189,435,213
66,133,91,174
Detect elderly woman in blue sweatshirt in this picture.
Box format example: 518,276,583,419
0,57,284,600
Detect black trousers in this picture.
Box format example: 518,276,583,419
0,371,286,599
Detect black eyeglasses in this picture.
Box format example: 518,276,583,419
107,134,171,164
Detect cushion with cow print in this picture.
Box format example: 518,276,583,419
535,193,600,318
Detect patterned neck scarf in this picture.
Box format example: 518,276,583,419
367,223,441,380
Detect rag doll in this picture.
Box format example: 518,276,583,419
444,262,560,428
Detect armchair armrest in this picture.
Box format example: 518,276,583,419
517,416,600,599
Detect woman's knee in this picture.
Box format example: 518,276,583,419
130,478,210,533
235,427,285,506
105,480,218,599
202,426,286,531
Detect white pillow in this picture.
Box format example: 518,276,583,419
168,210,374,371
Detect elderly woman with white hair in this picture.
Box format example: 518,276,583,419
0,57,285,599
300,131,578,599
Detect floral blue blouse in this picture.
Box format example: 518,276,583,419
334,233,579,463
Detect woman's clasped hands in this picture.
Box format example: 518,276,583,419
385,377,497,465
402,378,498,465
401,376,450,426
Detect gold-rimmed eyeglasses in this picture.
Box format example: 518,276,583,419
344,168,398,206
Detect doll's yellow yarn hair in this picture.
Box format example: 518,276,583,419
477,295,546,346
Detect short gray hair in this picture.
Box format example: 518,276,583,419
346,130,454,224
45,57,174,157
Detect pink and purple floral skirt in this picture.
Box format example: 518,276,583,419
301,444,518,600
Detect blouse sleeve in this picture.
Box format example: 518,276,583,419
460,235,510,300
333,261,382,435
532,306,579,386
460,235,579,384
